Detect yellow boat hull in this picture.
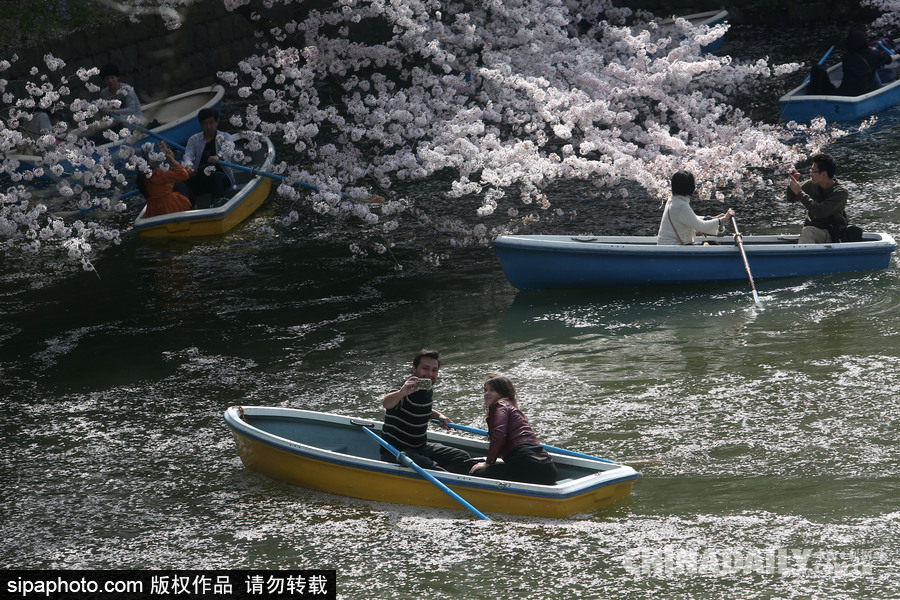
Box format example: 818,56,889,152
135,177,271,238
134,134,275,238
225,407,638,518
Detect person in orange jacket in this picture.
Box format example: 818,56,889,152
137,141,192,218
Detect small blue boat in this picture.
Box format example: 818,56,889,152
661,9,728,53
779,62,900,122
8,85,225,176
688,9,728,53
493,233,897,291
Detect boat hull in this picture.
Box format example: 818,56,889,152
493,233,897,290
133,135,275,238
661,10,728,53
9,85,225,175
223,406,638,518
779,53,900,122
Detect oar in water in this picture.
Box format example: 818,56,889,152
730,215,760,305
351,419,490,521
52,189,142,218
113,116,384,202
435,420,620,465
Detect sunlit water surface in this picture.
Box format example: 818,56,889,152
4,27,900,600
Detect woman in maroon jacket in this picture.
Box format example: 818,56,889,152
468,375,558,485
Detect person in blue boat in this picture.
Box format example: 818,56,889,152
657,170,734,245
381,350,471,474
98,63,143,121
468,375,557,485
86,63,143,143
808,30,897,96
786,153,853,244
183,108,236,209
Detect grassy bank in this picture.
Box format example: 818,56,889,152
0,0,119,48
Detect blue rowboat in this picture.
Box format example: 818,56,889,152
779,59,900,122
223,406,639,518
8,85,225,175
492,233,897,291
661,9,729,53
133,134,275,238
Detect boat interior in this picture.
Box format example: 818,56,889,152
568,232,886,245
243,412,607,485
179,137,269,210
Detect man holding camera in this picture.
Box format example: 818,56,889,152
381,349,471,473
786,153,850,244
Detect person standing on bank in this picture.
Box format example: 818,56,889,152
657,170,734,245
786,153,849,244
468,375,558,485
182,108,236,209
381,350,471,474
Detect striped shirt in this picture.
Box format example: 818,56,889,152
382,388,432,449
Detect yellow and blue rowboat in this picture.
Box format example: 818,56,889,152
223,406,638,518
132,134,275,238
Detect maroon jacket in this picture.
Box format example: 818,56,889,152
485,400,542,464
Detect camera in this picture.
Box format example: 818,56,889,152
414,378,432,390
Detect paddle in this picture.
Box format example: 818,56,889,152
52,189,142,218
112,116,384,202
435,420,619,464
437,420,664,468
801,45,835,84
730,215,760,305
876,41,895,58
351,419,490,520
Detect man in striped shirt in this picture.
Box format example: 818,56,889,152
381,349,471,473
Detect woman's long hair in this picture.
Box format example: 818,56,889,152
484,374,518,413
137,147,154,199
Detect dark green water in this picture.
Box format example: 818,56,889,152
4,46,900,600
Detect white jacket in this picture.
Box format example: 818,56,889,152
657,194,721,245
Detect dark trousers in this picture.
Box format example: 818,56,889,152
475,444,558,485
188,170,231,208
381,442,471,474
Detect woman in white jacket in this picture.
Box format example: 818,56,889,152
658,170,734,245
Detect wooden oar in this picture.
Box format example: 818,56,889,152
113,116,384,202
436,420,622,465
352,419,490,520
730,215,760,305
52,189,142,218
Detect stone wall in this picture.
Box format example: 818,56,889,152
1,1,300,104
618,0,880,24
0,0,885,104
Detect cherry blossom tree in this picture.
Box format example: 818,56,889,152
863,0,900,29
1,0,893,270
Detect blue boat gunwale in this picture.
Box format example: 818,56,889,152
778,40,900,120
223,406,639,501
491,233,897,290
493,233,898,257
780,64,900,106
